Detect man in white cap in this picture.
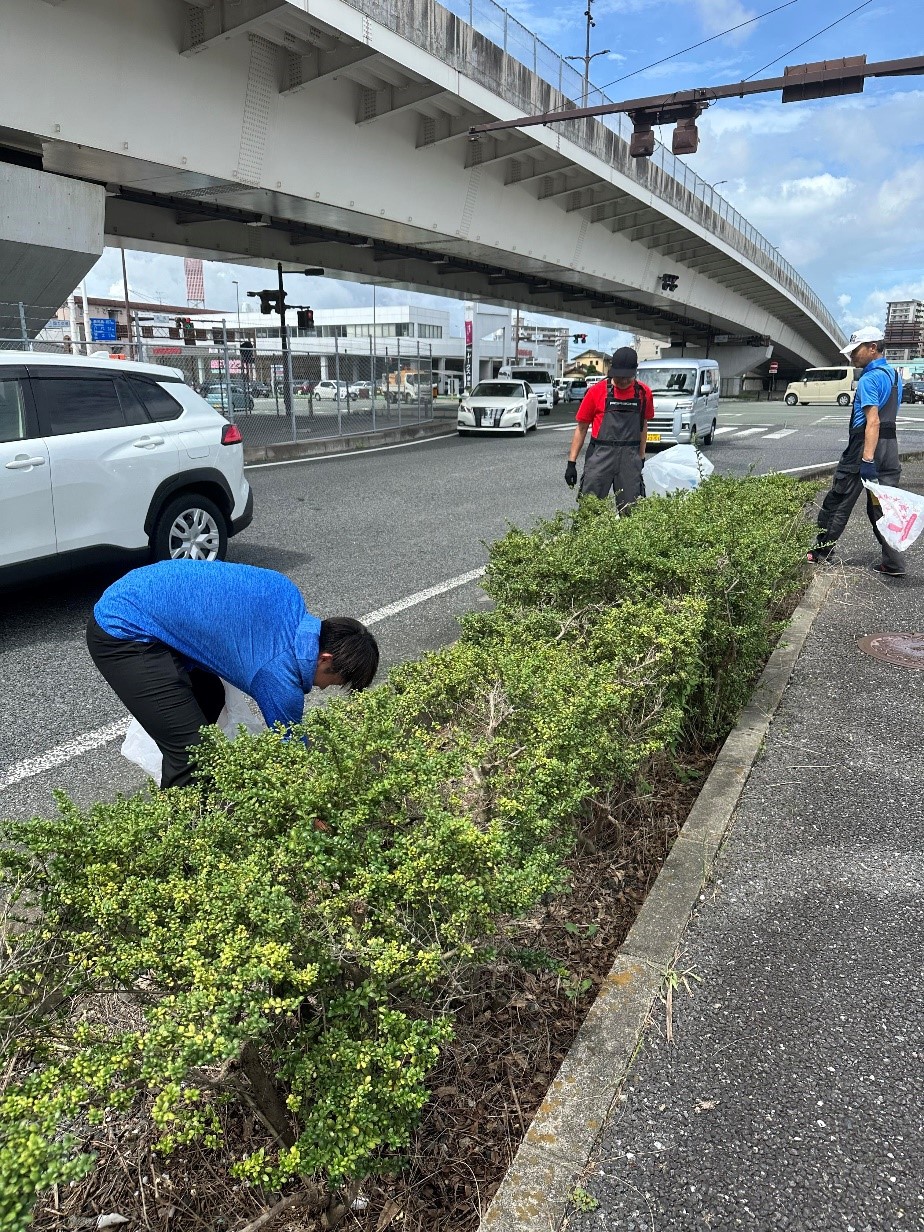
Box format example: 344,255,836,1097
808,327,905,575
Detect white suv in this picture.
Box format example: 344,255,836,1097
0,351,253,582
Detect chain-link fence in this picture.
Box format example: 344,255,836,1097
0,305,440,449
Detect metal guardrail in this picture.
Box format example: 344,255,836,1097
343,0,844,345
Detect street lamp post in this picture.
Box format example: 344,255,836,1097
231,280,242,335
565,0,609,109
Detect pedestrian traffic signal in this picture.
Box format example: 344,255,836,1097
572,333,588,344
297,308,315,331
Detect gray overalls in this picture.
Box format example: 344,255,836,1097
579,381,646,512
816,367,902,570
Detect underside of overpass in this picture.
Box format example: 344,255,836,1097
0,0,844,368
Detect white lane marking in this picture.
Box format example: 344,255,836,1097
778,461,839,473
1,721,128,790
2,569,490,791
713,426,741,436
245,433,450,469
763,429,798,440
731,427,772,438
359,567,485,626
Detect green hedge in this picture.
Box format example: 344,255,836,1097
0,474,812,1228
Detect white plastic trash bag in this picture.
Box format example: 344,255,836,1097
643,443,714,498
863,480,924,553
120,680,265,781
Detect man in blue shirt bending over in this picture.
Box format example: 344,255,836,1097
808,326,905,576
87,560,380,789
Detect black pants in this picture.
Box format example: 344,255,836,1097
87,616,225,789
815,435,903,571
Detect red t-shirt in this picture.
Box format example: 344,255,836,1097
576,379,655,438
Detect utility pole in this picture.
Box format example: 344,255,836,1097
565,0,609,109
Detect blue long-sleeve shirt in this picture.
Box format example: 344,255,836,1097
94,560,320,729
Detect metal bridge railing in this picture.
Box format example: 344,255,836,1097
343,0,843,345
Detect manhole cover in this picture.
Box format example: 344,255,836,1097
857,633,924,669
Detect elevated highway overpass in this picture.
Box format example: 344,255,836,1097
0,0,846,371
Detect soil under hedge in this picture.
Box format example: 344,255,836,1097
32,751,713,1232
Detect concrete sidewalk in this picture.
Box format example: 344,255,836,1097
563,464,924,1229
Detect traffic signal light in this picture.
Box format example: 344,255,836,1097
572,333,588,344
297,308,315,331
672,117,699,155
660,274,680,293
176,316,197,345
248,289,285,315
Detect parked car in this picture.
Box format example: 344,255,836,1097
901,379,924,405
347,381,374,399
0,351,253,582
201,381,255,413
312,379,350,400
249,379,271,398
457,380,539,436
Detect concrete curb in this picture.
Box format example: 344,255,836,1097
479,571,836,1232
242,420,454,465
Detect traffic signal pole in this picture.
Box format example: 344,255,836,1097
467,54,924,157
277,262,295,434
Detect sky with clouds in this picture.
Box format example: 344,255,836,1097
85,0,923,354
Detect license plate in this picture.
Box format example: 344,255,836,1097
647,432,661,442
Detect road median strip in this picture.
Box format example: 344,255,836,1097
479,571,834,1231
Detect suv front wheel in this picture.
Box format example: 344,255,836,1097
152,493,229,562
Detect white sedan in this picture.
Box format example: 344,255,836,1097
457,380,539,436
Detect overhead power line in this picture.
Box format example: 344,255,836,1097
597,0,802,95
744,0,874,79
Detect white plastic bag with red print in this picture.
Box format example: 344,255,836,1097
863,480,924,553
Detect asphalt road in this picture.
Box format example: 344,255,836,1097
4,398,919,820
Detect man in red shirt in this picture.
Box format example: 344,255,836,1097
564,347,654,510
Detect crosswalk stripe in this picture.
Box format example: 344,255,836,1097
713,426,740,435
763,429,798,440
731,427,773,438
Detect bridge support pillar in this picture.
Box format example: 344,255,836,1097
0,163,104,340
662,341,774,393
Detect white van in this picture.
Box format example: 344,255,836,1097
500,365,555,414
636,358,720,446
784,366,858,407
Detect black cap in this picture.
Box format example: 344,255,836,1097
609,346,638,373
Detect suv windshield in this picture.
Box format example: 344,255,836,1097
471,382,524,397
641,368,697,394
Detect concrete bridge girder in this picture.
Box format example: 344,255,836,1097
0,0,838,368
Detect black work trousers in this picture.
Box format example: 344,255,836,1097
87,616,225,789
816,435,903,571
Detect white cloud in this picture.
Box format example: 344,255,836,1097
693,0,756,44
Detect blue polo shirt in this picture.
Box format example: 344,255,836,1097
851,357,902,431
94,560,320,729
